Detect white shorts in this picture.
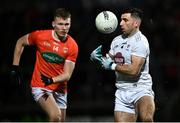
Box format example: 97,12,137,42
31,87,67,109
114,87,154,114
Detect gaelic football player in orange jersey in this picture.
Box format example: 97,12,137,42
11,8,78,122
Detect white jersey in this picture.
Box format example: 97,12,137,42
109,31,153,90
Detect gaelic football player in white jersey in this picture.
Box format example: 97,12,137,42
90,8,155,122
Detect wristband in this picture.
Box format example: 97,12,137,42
111,63,117,70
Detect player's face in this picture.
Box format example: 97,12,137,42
52,17,71,38
120,13,137,36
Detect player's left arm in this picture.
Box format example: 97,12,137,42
53,40,78,83
108,38,148,76
52,61,75,83
102,53,145,76
115,55,145,76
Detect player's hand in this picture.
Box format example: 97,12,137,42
102,54,117,70
10,65,24,85
40,73,53,86
90,45,102,63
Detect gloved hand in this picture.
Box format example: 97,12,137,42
40,73,53,86
90,45,102,63
10,65,24,85
102,54,117,70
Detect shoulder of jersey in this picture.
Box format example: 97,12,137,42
112,35,122,43
34,29,51,33
67,35,78,46
32,29,52,38
134,32,148,43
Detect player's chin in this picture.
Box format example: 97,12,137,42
121,31,126,35
120,28,125,32
59,32,67,37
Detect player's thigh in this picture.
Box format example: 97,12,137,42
38,93,61,117
135,96,155,118
114,111,137,122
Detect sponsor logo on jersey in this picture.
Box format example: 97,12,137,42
41,52,65,64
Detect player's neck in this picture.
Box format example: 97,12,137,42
128,29,139,38
53,30,67,42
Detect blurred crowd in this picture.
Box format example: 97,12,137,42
0,0,179,121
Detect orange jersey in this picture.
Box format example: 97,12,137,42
27,30,78,93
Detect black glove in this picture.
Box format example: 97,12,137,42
40,73,53,86
10,65,24,85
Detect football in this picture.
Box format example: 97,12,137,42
95,11,118,34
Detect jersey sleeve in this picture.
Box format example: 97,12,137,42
66,42,78,63
131,39,149,58
27,30,40,45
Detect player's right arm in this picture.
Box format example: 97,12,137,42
11,34,29,85
13,34,29,65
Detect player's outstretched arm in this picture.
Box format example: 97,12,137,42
102,54,145,76
90,45,103,63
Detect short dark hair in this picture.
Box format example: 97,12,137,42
54,8,71,19
122,7,143,20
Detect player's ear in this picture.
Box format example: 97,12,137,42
134,19,140,28
133,20,139,28
52,21,55,28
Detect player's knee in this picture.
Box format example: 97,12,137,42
49,112,62,122
141,117,153,122
140,114,153,122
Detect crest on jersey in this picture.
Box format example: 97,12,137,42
114,52,125,64
63,47,68,53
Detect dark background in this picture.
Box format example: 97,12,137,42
0,0,180,121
